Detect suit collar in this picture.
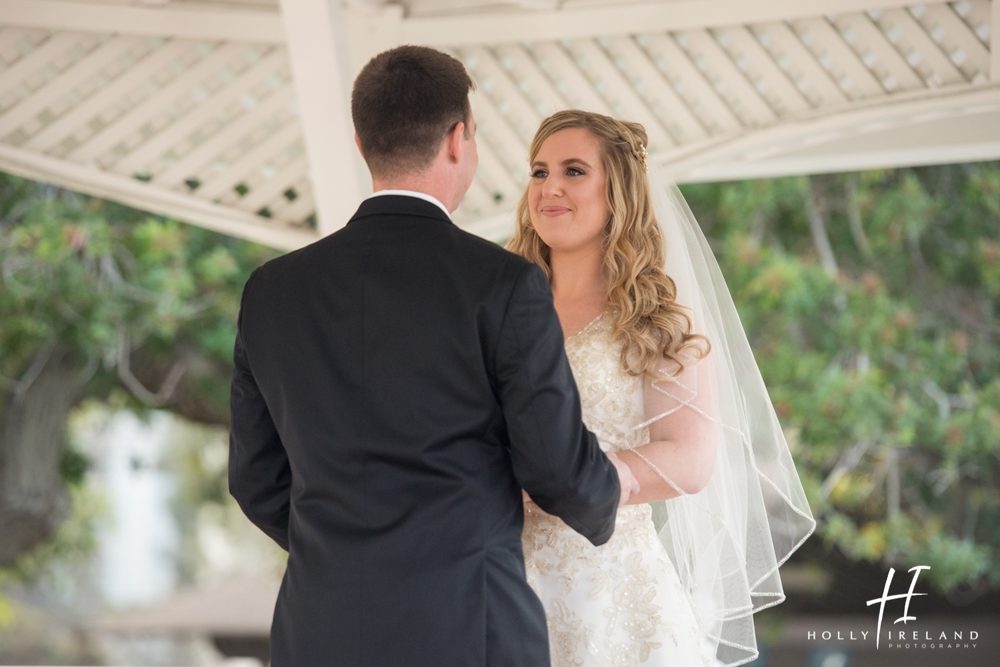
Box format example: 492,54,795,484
368,189,450,216
349,194,454,226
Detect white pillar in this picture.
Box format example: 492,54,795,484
991,0,1000,83
278,0,401,238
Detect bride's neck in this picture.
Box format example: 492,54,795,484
549,247,607,303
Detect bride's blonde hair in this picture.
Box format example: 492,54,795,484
507,109,709,377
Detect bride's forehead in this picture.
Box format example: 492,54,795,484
536,128,603,158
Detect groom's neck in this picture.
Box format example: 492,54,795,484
371,172,455,213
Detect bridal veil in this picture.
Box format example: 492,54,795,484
632,171,816,666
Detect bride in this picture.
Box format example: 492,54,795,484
508,110,816,666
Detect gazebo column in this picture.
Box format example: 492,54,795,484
278,0,402,237
993,0,1000,82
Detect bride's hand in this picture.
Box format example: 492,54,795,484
607,451,640,506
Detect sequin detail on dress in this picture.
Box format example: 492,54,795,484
523,314,717,666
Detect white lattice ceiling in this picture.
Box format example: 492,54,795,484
1,0,998,248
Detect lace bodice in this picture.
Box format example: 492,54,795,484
564,311,650,453
523,310,716,666
524,308,656,540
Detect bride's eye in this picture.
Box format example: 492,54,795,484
530,169,548,179
567,166,585,176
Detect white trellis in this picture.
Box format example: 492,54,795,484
1,0,998,248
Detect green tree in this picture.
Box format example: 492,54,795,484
683,161,1000,593
0,173,277,565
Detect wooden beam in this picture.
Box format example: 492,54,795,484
0,144,318,250
0,33,90,112
919,4,991,79
872,9,966,87
790,17,885,99
2,0,284,43
152,92,289,188
66,43,252,164
401,0,929,48
750,22,849,108
640,33,742,133
278,0,399,237
602,36,710,142
25,40,195,154
0,36,143,138
992,0,1000,82
677,28,780,125
661,86,1000,179
194,121,302,201
562,39,674,148
109,48,290,174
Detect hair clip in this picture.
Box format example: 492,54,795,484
636,143,648,171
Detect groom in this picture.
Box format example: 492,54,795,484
229,45,636,666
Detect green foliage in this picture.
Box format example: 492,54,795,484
0,174,278,419
683,162,1000,594
0,173,277,578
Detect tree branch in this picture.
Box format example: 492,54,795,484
116,328,185,405
922,378,951,420
805,178,839,278
819,439,872,501
844,174,873,260
886,445,900,523
0,338,57,402
99,252,160,303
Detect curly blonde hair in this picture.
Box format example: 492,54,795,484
507,109,709,378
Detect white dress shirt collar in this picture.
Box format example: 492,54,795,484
366,189,450,217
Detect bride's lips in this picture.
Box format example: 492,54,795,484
540,206,571,216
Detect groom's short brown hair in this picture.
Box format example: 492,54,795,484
352,45,475,178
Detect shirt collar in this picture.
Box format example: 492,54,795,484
366,190,450,218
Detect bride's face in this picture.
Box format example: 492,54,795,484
527,128,610,255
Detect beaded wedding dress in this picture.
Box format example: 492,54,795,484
523,311,718,667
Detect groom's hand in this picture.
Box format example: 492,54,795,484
607,451,640,506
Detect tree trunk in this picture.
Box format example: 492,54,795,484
805,178,839,278
0,347,82,567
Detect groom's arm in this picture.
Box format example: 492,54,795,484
495,263,620,546
228,273,291,551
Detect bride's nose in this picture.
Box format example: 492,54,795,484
541,175,564,198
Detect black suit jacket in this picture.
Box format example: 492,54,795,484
229,194,620,667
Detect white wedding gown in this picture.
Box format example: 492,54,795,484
523,312,717,667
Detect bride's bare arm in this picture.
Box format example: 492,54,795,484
618,355,719,505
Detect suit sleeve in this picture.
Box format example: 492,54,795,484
228,271,291,551
495,263,620,546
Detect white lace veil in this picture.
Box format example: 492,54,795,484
634,170,816,666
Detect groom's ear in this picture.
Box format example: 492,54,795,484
354,133,365,158
446,121,465,164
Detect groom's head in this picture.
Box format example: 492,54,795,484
352,46,477,192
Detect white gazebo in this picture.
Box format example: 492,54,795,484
2,0,998,248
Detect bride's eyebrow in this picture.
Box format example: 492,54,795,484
530,158,593,168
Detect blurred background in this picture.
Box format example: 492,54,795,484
1,0,999,665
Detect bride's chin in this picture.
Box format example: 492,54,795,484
542,241,582,256
531,226,569,250
535,234,565,252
